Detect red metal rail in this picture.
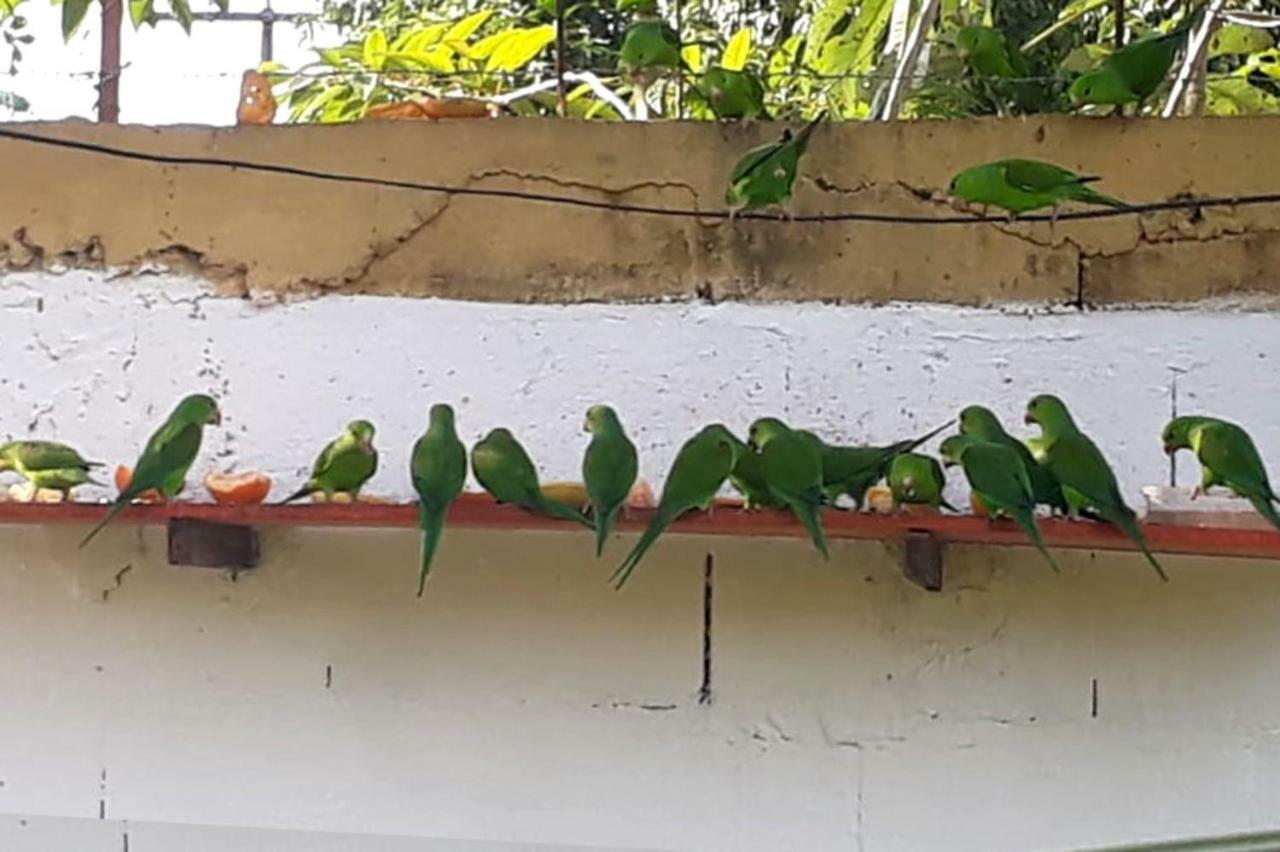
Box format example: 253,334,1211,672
0,494,1277,560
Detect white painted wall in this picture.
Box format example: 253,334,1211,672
0,524,1278,852
2,271,1279,508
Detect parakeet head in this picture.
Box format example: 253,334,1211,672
948,165,986,201
584,404,619,433
174,393,221,427
747,417,789,450
699,423,741,463
1068,69,1131,107
429,404,455,427
1161,417,1195,454
1024,394,1075,432
938,435,973,467
958,405,1005,439
347,420,376,449
954,26,995,60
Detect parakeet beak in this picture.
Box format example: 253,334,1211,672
1162,442,1176,455
582,418,591,433
210,409,223,426
942,459,957,469
1023,411,1035,425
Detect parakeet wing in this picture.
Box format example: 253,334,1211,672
1197,422,1275,496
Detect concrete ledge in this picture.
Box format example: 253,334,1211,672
1,117,1277,305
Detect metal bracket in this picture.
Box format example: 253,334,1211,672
167,518,260,570
902,529,943,591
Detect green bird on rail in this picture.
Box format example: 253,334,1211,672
472,428,590,526
701,66,768,120
0,440,104,498
80,393,221,548
941,434,1060,572
887,452,956,511
281,420,379,504
959,404,1067,514
410,404,468,595
612,424,739,590
805,420,954,509
949,158,1127,217
582,405,639,557
1163,416,1280,532
749,417,829,558
1025,394,1167,581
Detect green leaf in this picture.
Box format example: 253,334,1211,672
682,43,703,73
362,28,388,70
1209,24,1274,59
485,24,554,72
1243,48,1280,80
169,0,191,33
817,0,895,76
60,0,91,39
444,9,493,44
1059,42,1111,74
386,46,455,73
805,0,856,69
469,29,513,61
721,26,752,71
128,0,153,27
1207,76,1280,115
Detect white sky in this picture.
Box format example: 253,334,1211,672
4,0,334,125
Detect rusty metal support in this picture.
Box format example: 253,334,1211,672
97,0,122,123
168,518,260,570
902,529,943,591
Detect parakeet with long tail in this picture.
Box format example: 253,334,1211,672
725,112,825,215
950,158,1127,216
1163,415,1280,532
1025,394,1167,580
806,420,954,509
613,424,739,589
959,404,1067,514
410,404,467,595
280,420,378,504
473,428,590,526
941,434,1060,572
0,440,104,497
80,394,221,548
749,417,829,558
582,405,639,557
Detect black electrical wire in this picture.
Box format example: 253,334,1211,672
1,124,1277,225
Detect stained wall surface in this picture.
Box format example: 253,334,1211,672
0,524,1274,851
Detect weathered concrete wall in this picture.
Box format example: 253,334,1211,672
3,272,1279,505
1,117,1277,304
0,524,1276,851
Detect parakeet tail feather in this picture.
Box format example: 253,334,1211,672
417,504,447,597
1248,494,1280,534
278,483,316,505
790,500,829,560
1015,506,1060,573
611,510,675,590
1110,508,1168,581
535,495,592,528
594,504,621,558
79,496,131,548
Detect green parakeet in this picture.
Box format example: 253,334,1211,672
887,452,957,511
281,420,379,504
959,404,1068,514
612,424,739,590
701,66,768,120
748,417,829,558
1069,17,1197,109
807,420,954,509
0,440,104,495
950,159,1127,216
410,404,467,595
727,430,784,509
725,112,825,215
941,434,1060,572
1163,416,1280,532
1025,394,1167,581
955,25,1028,79
582,404,639,557
472,428,590,526
618,0,683,92
80,393,221,548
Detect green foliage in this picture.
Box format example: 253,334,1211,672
58,0,227,38
278,0,1280,121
